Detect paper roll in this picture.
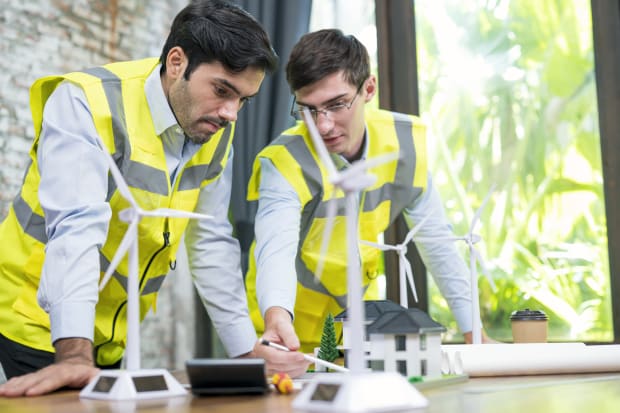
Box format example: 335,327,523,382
441,343,587,375
449,344,620,377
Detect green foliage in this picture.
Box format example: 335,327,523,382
416,0,612,342
318,314,339,362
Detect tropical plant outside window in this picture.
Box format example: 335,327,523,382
311,0,612,343
415,0,610,343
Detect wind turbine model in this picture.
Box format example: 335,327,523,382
292,109,428,412
80,143,214,401
359,211,433,308
414,188,496,345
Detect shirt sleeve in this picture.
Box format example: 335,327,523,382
253,158,301,319
36,82,112,344
184,148,257,357
402,173,474,334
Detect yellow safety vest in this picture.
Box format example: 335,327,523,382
245,108,427,352
0,58,234,366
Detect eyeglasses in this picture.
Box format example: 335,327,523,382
290,82,364,121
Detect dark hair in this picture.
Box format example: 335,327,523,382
160,0,278,79
286,29,370,92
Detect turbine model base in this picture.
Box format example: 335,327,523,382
79,368,187,401
292,371,428,412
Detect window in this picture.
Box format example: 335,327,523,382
420,359,427,376
368,360,385,372
395,335,406,351
415,0,611,343
396,360,408,376
419,334,427,351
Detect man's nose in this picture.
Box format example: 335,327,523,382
315,111,334,134
218,99,240,122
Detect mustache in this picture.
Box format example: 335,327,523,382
200,115,229,129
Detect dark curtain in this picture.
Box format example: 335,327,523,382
591,0,620,342
231,0,313,273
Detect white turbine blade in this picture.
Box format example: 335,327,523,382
359,239,399,252
470,184,496,235
411,235,465,244
302,108,339,180
469,242,482,345
338,151,400,183
125,237,140,370
101,149,139,210
99,218,139,291
314,191,338,282
403,208,434,246
141,208,214,221
402,254,418,303
472,246,497,292
398,253,408,307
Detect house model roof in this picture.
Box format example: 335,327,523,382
367,308,447,335
334,300,446,334
334,300,404,322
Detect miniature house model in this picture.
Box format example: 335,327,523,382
334,300,446,379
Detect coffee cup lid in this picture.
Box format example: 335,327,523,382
510,309,548,320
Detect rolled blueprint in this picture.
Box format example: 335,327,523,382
441,343,586,374
443,343,620,377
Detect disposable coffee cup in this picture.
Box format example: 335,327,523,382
510,309,548,343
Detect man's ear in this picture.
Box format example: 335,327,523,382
363,75,377,102
166,46,187,79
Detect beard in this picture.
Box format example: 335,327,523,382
168,77,230,145
183,116,230,145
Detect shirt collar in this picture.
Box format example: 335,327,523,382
331,129,369,170
145,64,179,136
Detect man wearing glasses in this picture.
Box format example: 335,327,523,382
245,29,489,377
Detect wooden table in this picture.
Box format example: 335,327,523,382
1,373,619,413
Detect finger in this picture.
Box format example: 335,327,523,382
0,364,99,397
265,356,310,378
0,372,50,397
277,326,301,351
25,365,97,396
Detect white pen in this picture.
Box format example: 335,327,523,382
259,338,350,373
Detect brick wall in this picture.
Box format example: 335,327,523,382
0,0,195,370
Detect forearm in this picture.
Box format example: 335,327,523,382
254,158,301,317
187,159,257,357
403,175,474,333
54,338,94,366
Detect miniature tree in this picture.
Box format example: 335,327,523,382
317,313,339,363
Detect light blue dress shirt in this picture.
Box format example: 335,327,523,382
254,137,474,334
35,65,256,357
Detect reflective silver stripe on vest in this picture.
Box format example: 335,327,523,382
141,274,166,295
273,135,347,302
99,254,166,296
390,112,423,215
178,124,232,191
82,67,129,163
12,192,47,244
82,67,169,198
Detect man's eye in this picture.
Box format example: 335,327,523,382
327,102,346,111
214,86,230,98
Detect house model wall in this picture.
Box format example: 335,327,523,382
333,300,446,379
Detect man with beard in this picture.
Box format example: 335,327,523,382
0,0,303,396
